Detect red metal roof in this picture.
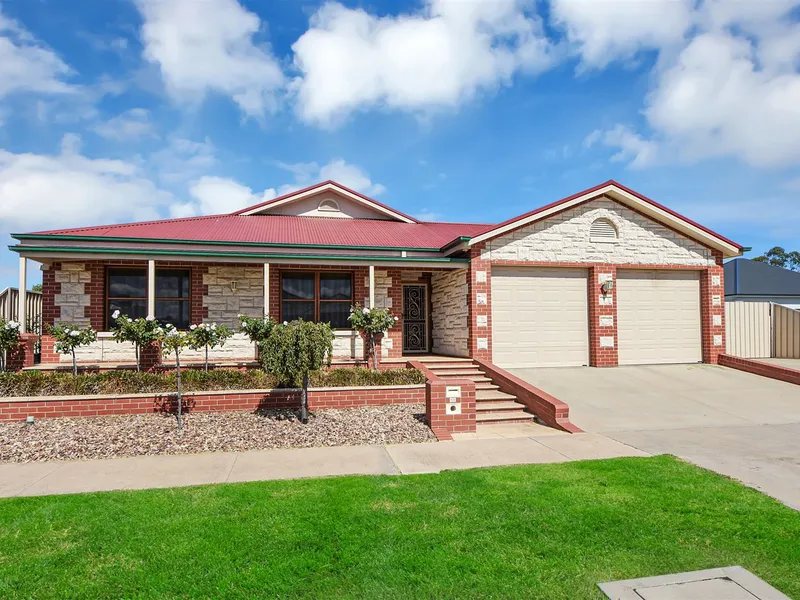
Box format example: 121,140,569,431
28,214,489,250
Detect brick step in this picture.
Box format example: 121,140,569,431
476,412,535,423
476,390,517,401
475,400,525,413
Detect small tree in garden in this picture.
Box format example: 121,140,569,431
110,312,164,372
160,324,190,431
348,304,399,371
239,315,276,351
47,323,97,376
0,318,22,373
188,322,232,371
262,320,333,423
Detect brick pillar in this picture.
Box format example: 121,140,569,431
467,245,492,361
701,251,726,364
425,377,476,440
140,342,162,372
5,333,37,371
41,264,60,329
588,265,618,367
384,267,403,358
39,334,60,365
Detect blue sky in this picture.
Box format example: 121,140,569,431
1,0,799,288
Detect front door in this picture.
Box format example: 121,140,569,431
402,285,428,354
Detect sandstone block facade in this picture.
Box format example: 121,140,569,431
431,269,468,357
203,265,264,328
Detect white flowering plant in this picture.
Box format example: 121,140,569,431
0,318,22,373
47,322,97,376
110,311,165,372
188,322,233,371
348,304,399,371
160,324,191,431
239,315,276,354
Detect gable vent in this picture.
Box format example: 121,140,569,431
590,218,618,242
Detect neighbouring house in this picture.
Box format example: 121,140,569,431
724,258,800,310
9,179,742,371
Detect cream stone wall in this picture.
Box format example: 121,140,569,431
54,263,91,326
365,269,395,357
203,265,264,328
482,198,714,266
431,269,469,357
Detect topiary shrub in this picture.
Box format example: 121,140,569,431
261,320,333,423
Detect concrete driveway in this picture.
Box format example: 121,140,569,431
511,364,800,510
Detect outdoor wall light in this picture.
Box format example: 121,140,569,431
601,279,614,294
230,281,237,292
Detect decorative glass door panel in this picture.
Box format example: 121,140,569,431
403,285,428,353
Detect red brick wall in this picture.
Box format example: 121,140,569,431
719,354,800,386
700,251,726,364
425,377,476,440
0,385,426,421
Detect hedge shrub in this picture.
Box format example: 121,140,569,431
0,367,426,397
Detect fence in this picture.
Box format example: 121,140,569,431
725,301,800,359
0,287,42,333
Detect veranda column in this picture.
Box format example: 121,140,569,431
263,263,270,317
147,260,156,319
18,256,27,333
369,265,375,308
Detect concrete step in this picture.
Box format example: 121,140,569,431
475,401,524,413
416,356,473,363
426,363,479,371
475,382,500,391
476,412,535,423
476,390,517,401
429,369,484,377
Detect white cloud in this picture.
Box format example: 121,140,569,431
135,0,284,119
415,209,443,221
175,158,386,216
276,158,387,196
172,175,276,217
584,125,659,169
91,108,158,141
584,0,800,169
0,6,77,98
0,134,173,232
291,0,555,126
151,136,217,184
550,0,693,70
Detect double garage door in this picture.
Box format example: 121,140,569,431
491,267,701,368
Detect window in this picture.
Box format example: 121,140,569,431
589,218,618,242
281,272,352,328
107,268,191,330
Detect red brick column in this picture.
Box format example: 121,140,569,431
41,264,60,329
467,244,492,361
588,266,618,367
701,251,726,364
5,333,37,371
140,342,162,372
39,334,60,365
385,267,403,358
425,377,476,440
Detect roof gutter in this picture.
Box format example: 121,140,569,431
9,245,471,264
10,233,444,253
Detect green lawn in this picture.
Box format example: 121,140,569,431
1,456,798,599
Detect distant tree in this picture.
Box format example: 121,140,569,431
753,247,800,271
31,283,43,293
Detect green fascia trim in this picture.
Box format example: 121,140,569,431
440,236,472,251
10,233,446,253
9,245,471,264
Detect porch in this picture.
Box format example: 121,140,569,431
15,256,471,369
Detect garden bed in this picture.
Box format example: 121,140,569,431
0,367,426,397
0,404,435,462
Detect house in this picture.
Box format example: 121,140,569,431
724,258,800,310
9,180,741,371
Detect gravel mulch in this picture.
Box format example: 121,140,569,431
0,404,436,463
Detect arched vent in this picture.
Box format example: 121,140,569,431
318,198,340,212
590,218,618,242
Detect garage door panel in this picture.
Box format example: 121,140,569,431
617,270,701,365
492,267,589,368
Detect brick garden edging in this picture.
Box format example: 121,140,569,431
473,358,582,433
718,354,800,386
0,385,425,422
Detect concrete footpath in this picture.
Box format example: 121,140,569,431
0,426,648,498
